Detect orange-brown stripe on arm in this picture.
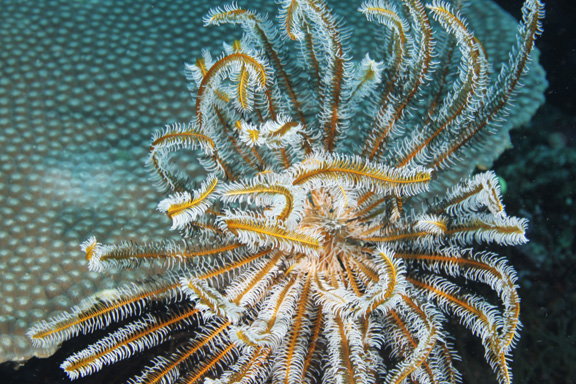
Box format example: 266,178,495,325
429,0,543,172
366,0,433,161
357,190,375,206
303,25,321,98
349,252,380,284
182,342,237,384
408,276,492,326
407,275,513,383
223,215,321,256
221,182,297,222
386,295,438,384
196,248,273,282
335,315,360,384
296,0,347,153
396,251,520,353
61,307,202,379
282,272,313,384
445,215,528,246
285,0,299,41
214,106,260,172
359,4,408,158
237,64,251,110
135,320,232,384
395,3,488,168
300,307,323,381
421,40,458,124
227,250,285,306
360,230,430,243
323,312,373,384
220,346,273,383
195,53,267,126
324,55,344,153
165,179,219,220
28,280,181,348
291,152,431,197
85,237,245,272
344,258,363,297
150,129,215,152
190,52,270,182
149,123,217,192
354,195,390,218
264,278,299,335
158,175,220,231
249,19,310,139
282,0,321,110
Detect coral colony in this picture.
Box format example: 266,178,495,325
28,0,544,383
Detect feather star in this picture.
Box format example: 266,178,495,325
28,0,545,383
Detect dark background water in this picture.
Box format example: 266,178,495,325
0,0,574,383
497,0,575,114
492,0,576,383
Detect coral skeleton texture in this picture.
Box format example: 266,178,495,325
28,0,545,383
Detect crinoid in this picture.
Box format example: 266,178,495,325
28,0,545,383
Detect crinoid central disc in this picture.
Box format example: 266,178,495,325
298,189,366,275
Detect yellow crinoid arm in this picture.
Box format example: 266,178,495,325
27,278,181,348
222,213,321,256
82,236,244,272
220,172,306,225
196,52,270,126
130,320,232,384
61,306,201,379
291,151,432,196
408,274,513,383
158,175,220,230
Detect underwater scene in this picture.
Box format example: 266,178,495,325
0,0,573,383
